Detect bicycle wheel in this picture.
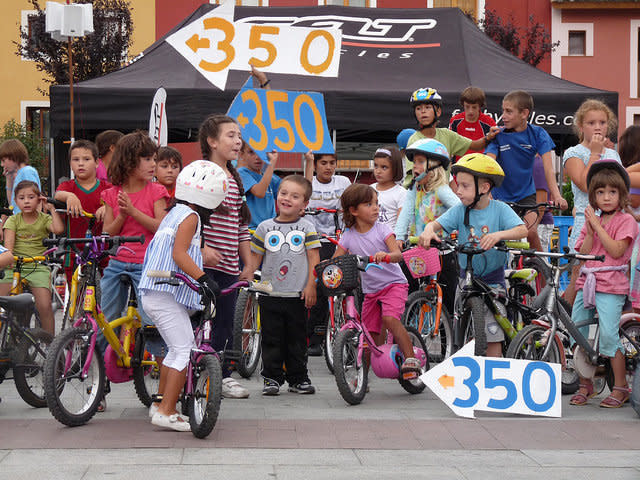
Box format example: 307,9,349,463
465,296,488,356
505,324,561,363
605,319,640,392
333,328,367,405
44,326,105,426
324,296,345,374
13,327,53,408
232,289,261,378
132,328,161,407
398,325,429,394
402,290,453,364
188,354,222,439
632,366,640,417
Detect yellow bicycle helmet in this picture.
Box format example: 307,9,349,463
451,153,505,188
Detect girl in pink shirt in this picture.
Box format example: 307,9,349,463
570,160,637,408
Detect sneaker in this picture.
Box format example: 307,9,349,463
307,344,323,357
262,379,280,396
288,381,316,394
97,397,106,413
149,403,189,421
151,412,191,432
221,377,250,399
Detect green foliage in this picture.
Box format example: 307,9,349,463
561,180,574,216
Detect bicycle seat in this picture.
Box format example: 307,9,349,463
505,268,537,282
0,293,35,310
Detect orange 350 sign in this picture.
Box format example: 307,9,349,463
166,2,342,90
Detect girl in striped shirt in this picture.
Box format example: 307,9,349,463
199,114,253,399
140,160,228,432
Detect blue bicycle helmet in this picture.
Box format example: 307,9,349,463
396,128,417,150
404,138,450,170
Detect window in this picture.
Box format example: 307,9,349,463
634,114,640,126
325,0,369,6
21,10,42,60
210,0,268,4
568,31,586,56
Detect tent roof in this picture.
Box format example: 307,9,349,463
50,4,617,139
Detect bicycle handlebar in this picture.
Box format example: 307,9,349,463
46,197,95,218
304,207,340,215
43,235,144,248
146,270,248,296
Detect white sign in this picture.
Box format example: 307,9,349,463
45,2,93,41
166,1,341,90
420,341,562,418
148,87,168,147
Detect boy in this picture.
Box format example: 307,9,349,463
449,86,497,157
246,173,321,395
485,90,568,251
304,151,351,355
95,130,124,182
1,139,40,213
55,139,112,282
238,142,281,229
418,153,527,357
155,146,182,198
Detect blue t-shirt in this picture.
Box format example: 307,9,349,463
11,165,41,213
238,167,281,229
485,124,555,202
437,200,523,277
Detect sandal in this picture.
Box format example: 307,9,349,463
599,386,630,409
569,382,596,406
401,357,421,380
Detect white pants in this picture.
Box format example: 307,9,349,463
140,290,195,371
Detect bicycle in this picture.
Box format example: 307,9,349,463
318,254,429,405
42,234,160,427
147,270,247,438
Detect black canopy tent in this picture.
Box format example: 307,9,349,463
49,4,617,178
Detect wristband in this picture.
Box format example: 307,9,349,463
260,79,271,88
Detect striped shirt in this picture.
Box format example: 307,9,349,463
139,204,203,310
202,174,251,275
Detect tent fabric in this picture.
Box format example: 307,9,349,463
50,5,617,139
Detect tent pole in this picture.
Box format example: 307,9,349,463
68,36,74,143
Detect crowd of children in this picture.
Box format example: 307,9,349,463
2,83,640,431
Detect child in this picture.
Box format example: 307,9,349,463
154,146,182,198
562,99,620,303
334,183,421,376
568,160,637,408
418,153,527,357
620,126,640,310
485,90,568,252
246,174,320,395
396,128,416,180
0,139,40,213
371,146,406,231
238,142,281,229
304,152,352,356
199,114,253,399
95,130,124,183
449,86,497,157
140,160,228,432
0,181,64,334
394,139,461,315
55,139,111,283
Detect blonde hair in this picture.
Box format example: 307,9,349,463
421,159,448,192
573,99,617,142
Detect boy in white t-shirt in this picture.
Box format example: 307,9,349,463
304,152,351,355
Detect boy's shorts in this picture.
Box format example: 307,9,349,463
0,265,51,289
361,283,408,334
456,280,505,343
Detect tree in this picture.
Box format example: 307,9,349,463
16,0,133,94
479,9,559,68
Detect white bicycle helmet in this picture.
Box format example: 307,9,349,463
175,160,228,209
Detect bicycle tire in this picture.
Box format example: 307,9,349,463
44,326,105,426
188,354,222,439
333,328,367,405
232,289,261,378
605,319,640,392
398,325,429,395
13,327,53,408
505,324,561,363
324,296,345,374
402,290,453,364
465,296,488,356
632,364,640,417
132,329,161,407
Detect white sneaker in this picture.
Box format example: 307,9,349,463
149,403,188,421
151,412,191,432
221,377,250,398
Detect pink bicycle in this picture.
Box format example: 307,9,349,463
317,254,430,405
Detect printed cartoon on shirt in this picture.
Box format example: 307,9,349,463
264,226,306,287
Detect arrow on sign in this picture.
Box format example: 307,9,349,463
438,374,455,389
186,34,210,53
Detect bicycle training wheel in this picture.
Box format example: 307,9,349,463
398,325,429,395
44,326,105,426
132,328,161,407
232,289,261,378
13,327,53,408
632,366,640,417
333,328,367,405
505,324,561,363
188,354,222,439
402,290,453,364
606,319,640,392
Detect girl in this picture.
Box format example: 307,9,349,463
563,99,620,303
140,160,228,432
621,127,640,310
155,146,182,198
569,160,637,408
199,114,252,399
0,181,64,334
99,131,169,411
334,183,421,376
371,146,406,231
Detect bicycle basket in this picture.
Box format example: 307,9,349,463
315,255,360,296
401,247,441,279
